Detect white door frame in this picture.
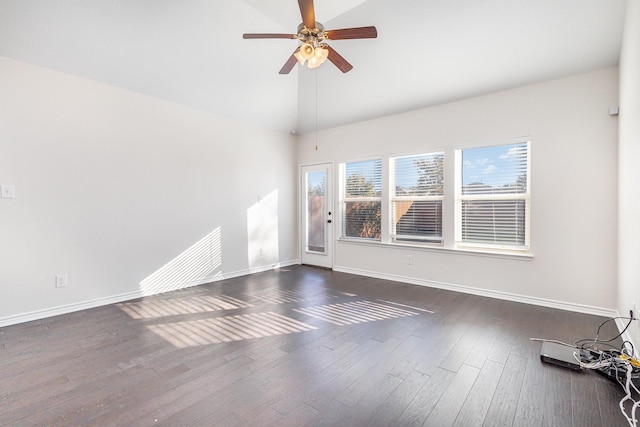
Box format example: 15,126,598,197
300,162,334,268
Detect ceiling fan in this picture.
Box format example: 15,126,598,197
243,0,377,74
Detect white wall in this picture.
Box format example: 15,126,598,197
0,57,298,325
618,0,640,348
299,68,619,314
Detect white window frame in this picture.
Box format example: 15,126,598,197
454,140,531,253
390,151,444,245
339,158,383,241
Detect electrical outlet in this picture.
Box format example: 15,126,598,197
55,274,68,288
1,185,15,199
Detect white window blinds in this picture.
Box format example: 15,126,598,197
391,152,444,243
456,141,530,249
341,159,382,240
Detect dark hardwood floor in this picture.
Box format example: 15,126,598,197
0,266,629,426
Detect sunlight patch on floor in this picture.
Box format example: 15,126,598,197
293,300,420,326
245,288,340,304
147,312,317,348
117,295,252,319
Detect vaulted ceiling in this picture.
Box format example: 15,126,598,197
0,0,628,134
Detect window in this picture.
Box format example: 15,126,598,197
306,170,326,253
334,139,531,255
340,159,382,240
390,152,444,243
455,141,530,250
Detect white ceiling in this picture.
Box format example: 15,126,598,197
0,0,628,134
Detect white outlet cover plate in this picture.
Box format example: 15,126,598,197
56,274,68,288
1,185,15,199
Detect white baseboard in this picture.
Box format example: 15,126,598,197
213,260,300,282
335,265,639,353
333,265,619,318
0,291,143,328
0,259,299,328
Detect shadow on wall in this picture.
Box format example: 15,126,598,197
247,189,280,269
138,227,222,296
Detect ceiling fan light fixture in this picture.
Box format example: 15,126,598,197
307,45,328,68
294,49,307,65
315,45,328,62
307,55,320,68
300,42,315,60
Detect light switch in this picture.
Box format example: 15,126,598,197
1,185,15,199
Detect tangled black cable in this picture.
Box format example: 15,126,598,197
574,316,634,349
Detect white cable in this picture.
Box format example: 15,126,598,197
620,362,636,427
628,362,639,426
529,337,577,348
576,353,637,426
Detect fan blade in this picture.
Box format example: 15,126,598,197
298,0,316,29
279,48,300,74
243,33,297,39
324,26,377,40
325,45,353,73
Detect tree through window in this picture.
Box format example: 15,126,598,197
340,159,382,239
390,152,444,243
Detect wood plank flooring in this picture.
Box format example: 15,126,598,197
0,266,630,426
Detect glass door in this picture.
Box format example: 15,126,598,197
301,163,333,268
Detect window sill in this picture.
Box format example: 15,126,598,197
336,238,534,261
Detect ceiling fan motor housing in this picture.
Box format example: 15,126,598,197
297,22,325,47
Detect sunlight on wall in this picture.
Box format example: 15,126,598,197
247,190,279,269
139,227,222,296
147,311,317,348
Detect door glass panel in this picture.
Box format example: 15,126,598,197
306,170,326,253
